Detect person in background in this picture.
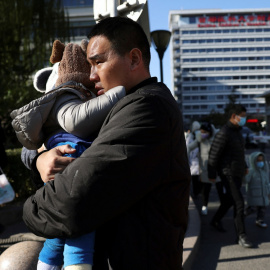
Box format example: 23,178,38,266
245,152,270,228
186,121,202,199
187,122,223,215
208,104,253,248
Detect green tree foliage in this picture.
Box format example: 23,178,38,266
0,0,69,147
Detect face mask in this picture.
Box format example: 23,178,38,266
256,161,264,168
201,133,210,140
237,116,246,127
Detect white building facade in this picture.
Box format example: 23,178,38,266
169,9,270,125
62,0,95,42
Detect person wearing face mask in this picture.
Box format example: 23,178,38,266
244,152,270,228
185,121,202,199
187,122,223,216
208,105,253,248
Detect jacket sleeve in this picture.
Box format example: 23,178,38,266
208,128,228,179
55,86,125,138
23,93,184,238
244,170,252,184
186,139,198,154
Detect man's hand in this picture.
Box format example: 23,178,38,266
36,144,76,183
209,178,216,183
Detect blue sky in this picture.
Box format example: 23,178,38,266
148,0,270,90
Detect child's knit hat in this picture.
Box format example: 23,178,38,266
33,39,93,94
50,39,93,90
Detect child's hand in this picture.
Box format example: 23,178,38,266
37,145,76,183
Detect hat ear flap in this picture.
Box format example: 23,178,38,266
33,67,53,92
80,39,88,54
50,40,65,64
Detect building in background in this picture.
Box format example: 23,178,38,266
169,9,270,126
62,0,95,42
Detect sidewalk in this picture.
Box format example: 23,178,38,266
0,198,201,267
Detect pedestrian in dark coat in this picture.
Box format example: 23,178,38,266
208,104,253,248
22,16,191,270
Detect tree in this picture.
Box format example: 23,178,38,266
0,0,69,147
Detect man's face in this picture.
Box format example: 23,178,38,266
87,35,130,95
231,111,247,126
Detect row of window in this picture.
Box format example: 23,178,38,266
183,103,264,111
182,65,270,72
62,0,93,7
181,56,270,63
177,28,270,35
181,46,270,54
182,75,270,82
183,94,257,101
178,37,270,44
182,84,270,91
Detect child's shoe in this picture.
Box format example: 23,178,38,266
256,220,268,228
201,206,208,215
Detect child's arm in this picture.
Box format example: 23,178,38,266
244,169,252,184
55,86,125,138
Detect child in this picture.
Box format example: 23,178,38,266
245,152,270,228
11,40,126,270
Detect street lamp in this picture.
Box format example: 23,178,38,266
150,30,171,83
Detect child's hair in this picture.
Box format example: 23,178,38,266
257,154,264,160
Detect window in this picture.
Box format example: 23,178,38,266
63,0,93,6
189,17,196,24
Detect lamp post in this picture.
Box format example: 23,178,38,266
150,30,171,83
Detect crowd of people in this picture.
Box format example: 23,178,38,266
185,104,270,249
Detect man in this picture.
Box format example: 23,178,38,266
23,17,191,269
208,104,253,248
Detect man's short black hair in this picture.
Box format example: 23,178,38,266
88,16,151,70
228,104,247,118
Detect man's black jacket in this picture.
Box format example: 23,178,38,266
23,78,191,270
208,121,246,179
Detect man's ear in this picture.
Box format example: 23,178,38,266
129,48,142,71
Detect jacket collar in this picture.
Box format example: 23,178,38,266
227,120,242,131
128,77,158,95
